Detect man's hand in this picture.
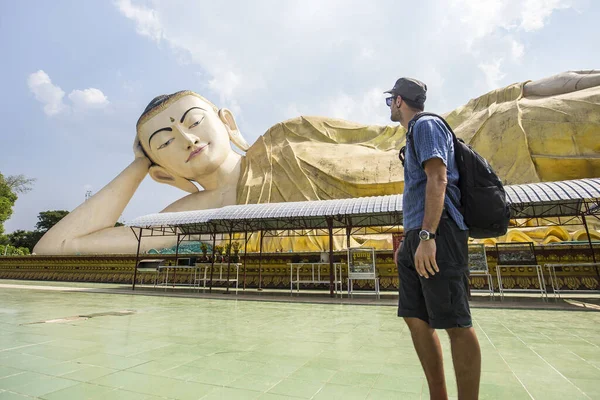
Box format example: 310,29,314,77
393,241,402,265
414,240,439,278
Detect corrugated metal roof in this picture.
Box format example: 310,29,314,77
128,178,600,230
505,178,600,203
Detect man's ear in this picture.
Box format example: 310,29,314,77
149,165,199,194
218,108,250,151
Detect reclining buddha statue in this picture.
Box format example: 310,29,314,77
33,70,600,255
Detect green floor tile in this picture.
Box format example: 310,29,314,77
521,384,590,400
201,386,261,400
0,353,61,372
248,362,300,378
128,359,188,374
72,354,147,370
480,371,520,385
268,378,324,398
329,370,379,387
91,370,215,399
478,382,531,399
374,374,423,394
1,282,600,399
288,366,336,382
227,373,282,392
99,389,163,400
366,388,421,400
176,367,238,386
0,391,33,400
0,368,21,380
22,344,97,361
10,375,79,397
304,358,346,371
377,362,424,378
312,383,371,400
0,372,45,391
571,378,600,398
61,365,117,382
40,382,115,400
257,393,295,400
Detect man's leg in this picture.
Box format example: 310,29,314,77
404,318,448,400
404,317,447,400
447,327,481,400
398,231,448,399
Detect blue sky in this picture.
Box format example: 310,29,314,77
1,0,598,232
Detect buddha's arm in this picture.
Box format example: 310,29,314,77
33,158,151,254
523,70,600,97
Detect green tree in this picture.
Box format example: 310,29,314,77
7,230,42,252
0,244,30,256
0,173,18,235
4,174,36,194
35,210,69,233
0,172,35,236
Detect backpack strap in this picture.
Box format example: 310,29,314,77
406,112,462,211
407,111,464,162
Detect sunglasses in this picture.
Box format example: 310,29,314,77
386,95,400,107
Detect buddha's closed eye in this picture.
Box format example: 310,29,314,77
188,115,205,129
158,138,174,150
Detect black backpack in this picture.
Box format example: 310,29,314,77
401,112,510,238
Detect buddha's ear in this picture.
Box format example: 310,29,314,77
219,108,250,151
149,165,199,194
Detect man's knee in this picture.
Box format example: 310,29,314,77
445,326,476,341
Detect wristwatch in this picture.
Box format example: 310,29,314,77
418,230,436,241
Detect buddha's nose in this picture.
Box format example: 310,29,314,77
184,134,200,149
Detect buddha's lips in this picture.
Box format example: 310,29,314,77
186,144,208,162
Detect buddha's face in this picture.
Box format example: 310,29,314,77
137,95,232,179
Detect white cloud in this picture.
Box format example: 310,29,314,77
114,0,577,135
449,0,572,80
114,0,163,41
322,88,390,125
28,71,110,116
478,59,506,89
68,88,109,109
452,0,572,42
511,39,525,62
27,70,67,116
520,0,571,31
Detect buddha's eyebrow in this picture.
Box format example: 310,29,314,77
180,107,207,123
148,127,173,146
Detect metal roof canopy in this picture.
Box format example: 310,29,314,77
129,178,600,293
128,178,600,237
130,194,404,237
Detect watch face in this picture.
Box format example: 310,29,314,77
419,230,429,240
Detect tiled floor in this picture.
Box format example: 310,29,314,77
0,282,599,399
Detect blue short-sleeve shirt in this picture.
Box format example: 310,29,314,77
402,115,468,231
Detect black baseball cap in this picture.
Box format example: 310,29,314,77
384,77,427,103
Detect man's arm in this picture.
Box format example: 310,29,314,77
413,158,447,278
411,118,451,278
422,158,448,233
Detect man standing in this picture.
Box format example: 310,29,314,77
387,78,481,400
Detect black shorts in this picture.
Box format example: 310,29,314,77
397,213,472,329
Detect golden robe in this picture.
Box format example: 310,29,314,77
234,81,600,250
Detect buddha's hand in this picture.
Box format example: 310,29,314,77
133,138,151,167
